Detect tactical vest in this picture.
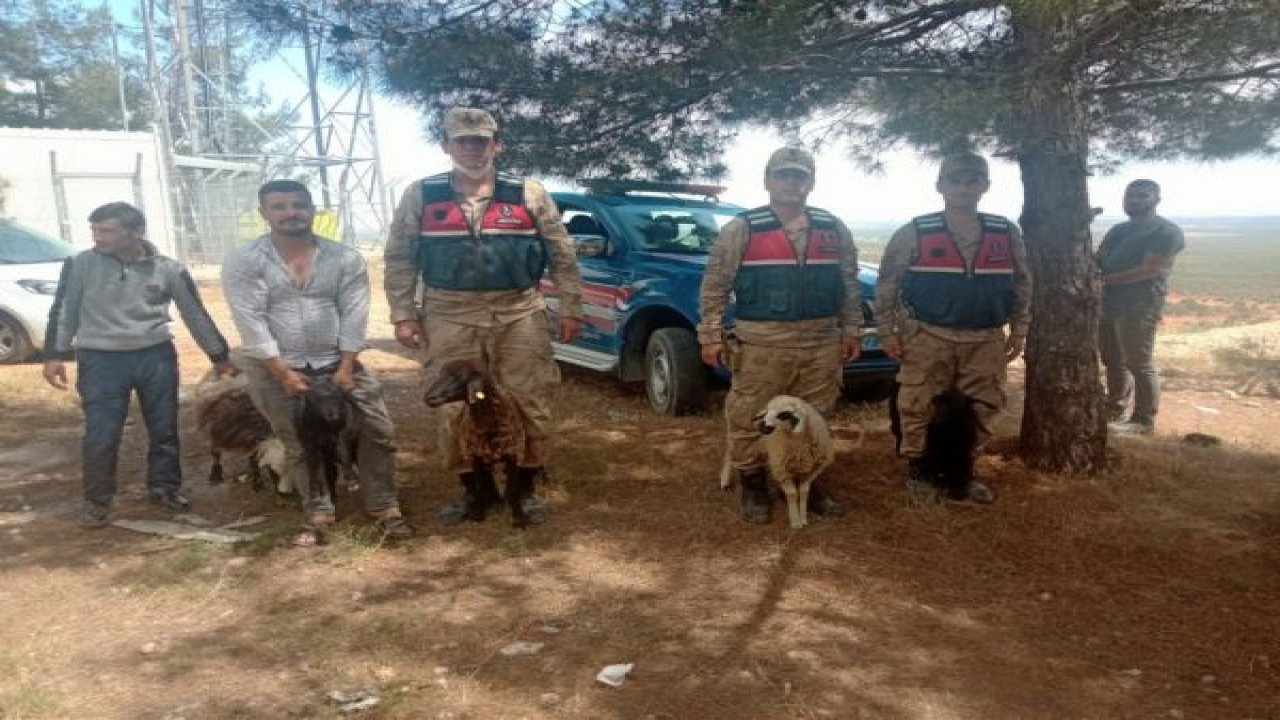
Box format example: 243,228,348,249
900,212,1016,329
732,206,846,322
415,171,547,291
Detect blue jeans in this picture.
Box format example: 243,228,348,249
76,342,182,506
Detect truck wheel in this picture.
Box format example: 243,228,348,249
644,327,707,415
0,313,33,365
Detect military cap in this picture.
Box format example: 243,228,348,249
765,147,815,177
938,152,989,180
442,107,498,139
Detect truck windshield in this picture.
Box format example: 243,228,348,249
614,205,740,255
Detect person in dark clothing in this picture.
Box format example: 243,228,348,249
1097,180,1185,436
42,202,235,528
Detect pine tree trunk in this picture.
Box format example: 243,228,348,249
1017,145,1108,473
1011,9,1108,473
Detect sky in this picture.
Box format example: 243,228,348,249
90,0,1274,223
373,98,1277,223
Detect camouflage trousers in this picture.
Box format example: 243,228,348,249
724,339,843,472
421,311,559,472
895,327,1006,458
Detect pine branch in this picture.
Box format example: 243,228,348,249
1091,61,1280,93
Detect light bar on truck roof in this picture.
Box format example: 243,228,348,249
576,178,728,200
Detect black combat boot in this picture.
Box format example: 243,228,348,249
439,468,501,525
906,457,940,502
806,484,845,517
739,468,772,524
947,477,995,505
507,466,548,528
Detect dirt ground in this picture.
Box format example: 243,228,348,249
0,267,1276,720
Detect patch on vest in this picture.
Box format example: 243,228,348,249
492,204,524,226
985,237,1009,262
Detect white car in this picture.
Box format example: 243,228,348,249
0,219,76,364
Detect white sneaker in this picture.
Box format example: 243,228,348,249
1108,420,1153,436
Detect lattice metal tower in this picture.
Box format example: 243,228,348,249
140,0,390,261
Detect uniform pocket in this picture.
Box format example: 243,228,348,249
896,362,926,386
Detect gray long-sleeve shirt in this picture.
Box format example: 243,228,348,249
44,241,230,361
221,235,370,369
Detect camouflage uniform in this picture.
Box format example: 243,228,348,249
383,109,582,519
699,148,862,521
874,164,1032,463
700,214,860,470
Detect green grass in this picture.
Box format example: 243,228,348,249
115,543,228,589
0,656,64,719
1157,222,1280,301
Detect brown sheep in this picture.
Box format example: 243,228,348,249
194,371,287,493
424,358,534,527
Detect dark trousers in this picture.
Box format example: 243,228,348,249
76,342,182,506
1099,309,1160,424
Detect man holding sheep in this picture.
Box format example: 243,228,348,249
874,152,1032,504
699,147,863,524
383,107,583,526
222,180,412,545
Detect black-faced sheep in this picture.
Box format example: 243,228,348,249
194,371,286,493
293,369,360,504
731,395,835,529
890,386,988,501
424,357,535,528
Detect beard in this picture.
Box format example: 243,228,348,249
452,160,494,181
275,222,312,237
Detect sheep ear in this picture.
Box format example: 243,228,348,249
466,376,486,403
751,410,767,424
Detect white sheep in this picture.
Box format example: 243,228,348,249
720,395,835,529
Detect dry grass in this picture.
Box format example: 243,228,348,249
0,264,1276,719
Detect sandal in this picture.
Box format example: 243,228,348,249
377,515,415,541
292,523,329,547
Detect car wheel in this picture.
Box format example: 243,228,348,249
0,313,34,365
644,327,707,416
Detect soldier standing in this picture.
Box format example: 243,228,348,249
699,147,863,524
875,152,1032,503
1097,179,1185,436
383,107,583,525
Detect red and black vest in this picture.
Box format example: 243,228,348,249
415,171,547,291
732,206,845,322
900,212,1016,329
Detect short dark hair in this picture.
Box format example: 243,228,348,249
258,180,313,205
1127,179,1161,194
88,202,146,230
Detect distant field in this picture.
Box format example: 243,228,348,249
850,216,1280,304
1162,220,1280,301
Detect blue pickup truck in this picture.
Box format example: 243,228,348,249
542,180,897,415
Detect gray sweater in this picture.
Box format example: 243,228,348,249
44,241,230,362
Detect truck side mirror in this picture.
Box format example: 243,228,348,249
572,234,609,258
